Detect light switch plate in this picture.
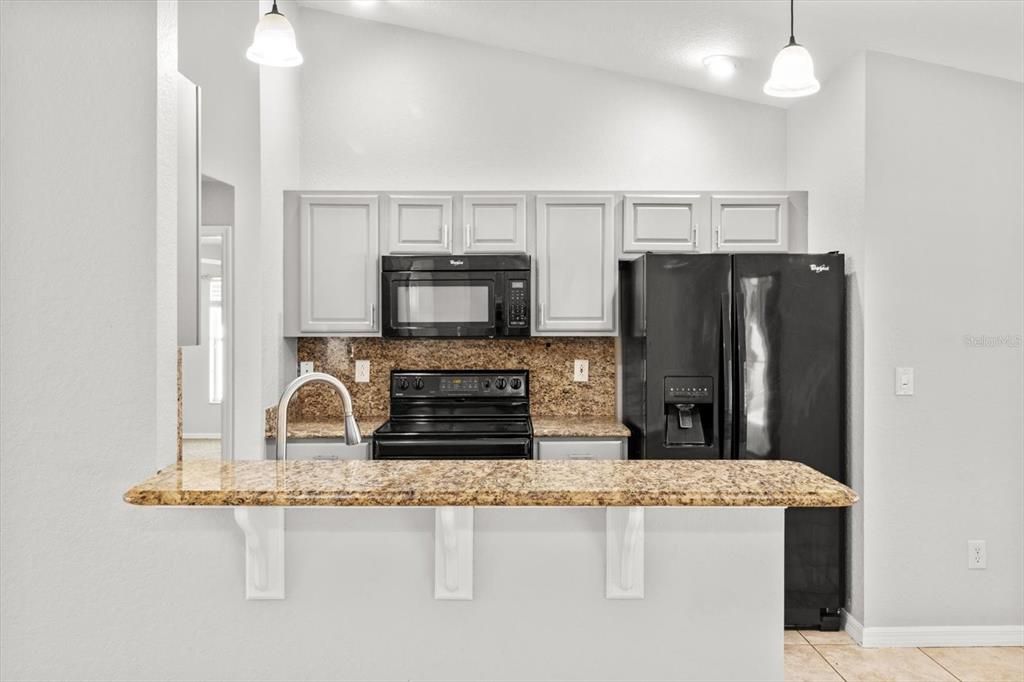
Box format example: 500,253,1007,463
574,359,589,383
355,360,370,383
895,367,914,395
299,361,314,376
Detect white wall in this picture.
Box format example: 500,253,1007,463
259,0,302,407
299,9,788,191
179,0,264,457
788,51,1024,634
786,53,868,623
862,53,1023,629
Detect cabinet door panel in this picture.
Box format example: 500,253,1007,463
712,194,789,252
536,195,615,333
388,195,453,253
623,194,708,253
299,195,379,333
463,194,526,253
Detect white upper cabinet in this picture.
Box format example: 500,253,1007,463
535,194,615,334
622,194,709,253
462,194,527,253
298,194,379,334
387,195,453,254
710,194,789,252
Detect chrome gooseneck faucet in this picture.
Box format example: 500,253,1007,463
276,372,361,461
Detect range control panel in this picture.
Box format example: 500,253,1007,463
664,376,714,404
506,278,530,328
392,370,528,398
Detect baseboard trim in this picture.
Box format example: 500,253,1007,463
182,433,222,440
843,611,1024,648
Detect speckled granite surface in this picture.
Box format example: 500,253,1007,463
264,410,387,439
532,416,630,438
124,459,857,508
288,337,616,420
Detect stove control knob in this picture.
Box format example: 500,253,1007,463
398,377,409,390
483,379,491,389
413,378,425,390
509,378,522,390
495,377,507,390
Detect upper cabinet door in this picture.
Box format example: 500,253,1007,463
462,194,527,253
387,195,453,254
535,195,615,334
711,194,789,252
299,195,380,334
622,194,709,253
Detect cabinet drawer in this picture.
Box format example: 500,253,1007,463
535,439,624,461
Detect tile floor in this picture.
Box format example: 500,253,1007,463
785,630,1024,681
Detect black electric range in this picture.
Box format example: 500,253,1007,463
372,370,533,460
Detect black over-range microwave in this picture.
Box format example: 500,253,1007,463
381,254,531,338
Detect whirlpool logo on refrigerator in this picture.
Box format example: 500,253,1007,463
809,264,830,273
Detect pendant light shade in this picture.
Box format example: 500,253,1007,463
246,1,303,68
763,0,818,98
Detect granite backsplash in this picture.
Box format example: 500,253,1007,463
286,337,617,420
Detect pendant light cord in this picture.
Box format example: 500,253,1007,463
268,0,281,16
788,0,798,46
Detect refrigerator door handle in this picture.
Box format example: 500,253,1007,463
720,293,733,459
735,290,747,458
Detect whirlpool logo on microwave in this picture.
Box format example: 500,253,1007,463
449,259,465,266
809,264,830,273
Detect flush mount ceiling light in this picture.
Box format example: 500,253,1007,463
702,55,737,80
246,0,303,68
763,0,819,98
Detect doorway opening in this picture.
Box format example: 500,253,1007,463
181,177,234,460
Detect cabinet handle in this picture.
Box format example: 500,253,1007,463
693,223,699,251
714,225,721,251
464,222,471,249
370,303,376,327
443,223,450,249
569,454,594,460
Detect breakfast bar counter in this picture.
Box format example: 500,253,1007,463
124,458,856,508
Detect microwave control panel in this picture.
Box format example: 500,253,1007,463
506,278,529,328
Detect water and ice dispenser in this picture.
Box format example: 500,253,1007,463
664,377,714,447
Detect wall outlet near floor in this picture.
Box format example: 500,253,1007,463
573,359,589,383
895,367,914,395
967,540,987,569
355,360,370,383
299,361,315,376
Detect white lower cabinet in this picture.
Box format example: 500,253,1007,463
535,439,626,461
265,439,370,461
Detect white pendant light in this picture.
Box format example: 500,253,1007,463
246,0,303,68
763,0,819,98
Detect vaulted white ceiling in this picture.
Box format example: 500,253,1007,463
298,0,1024,107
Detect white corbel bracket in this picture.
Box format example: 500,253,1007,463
233,507,285,600
606,506,645,599
434,506,474,600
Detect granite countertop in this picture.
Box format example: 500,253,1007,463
264,409,627,440
264,409,387,439
531,416,630,438
124,459,857,508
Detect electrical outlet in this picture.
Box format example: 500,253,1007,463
573,359,589,383
895,367,914,395
299,361,314,376
968,540,987,569
355,360,370,383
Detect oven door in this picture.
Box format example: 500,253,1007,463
382,271,499,337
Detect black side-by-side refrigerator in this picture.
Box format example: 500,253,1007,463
620,253,846,629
